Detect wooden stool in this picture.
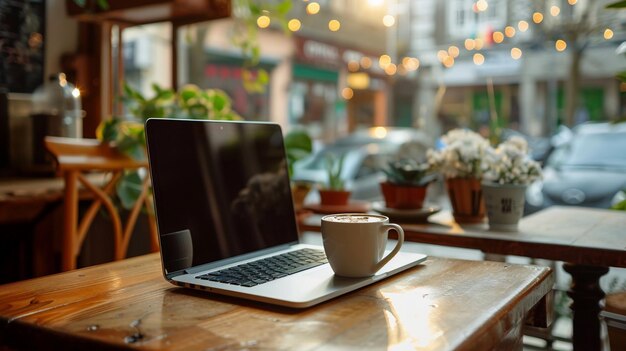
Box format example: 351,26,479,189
45,136,158,271
604,291,626,351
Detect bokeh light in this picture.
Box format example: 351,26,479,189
341,87,354,100
257,15,270,29
385,63,398,75
306,2,320,15
379,54,391,68
493,31,504,44
505,26,516,38
473,53,485,65
288,19,301,32
518,20,529,32
511,47,522,60
383,15,395,27
448,45,460,58
329,20,341,31
360,56,372,69
476,0,488,12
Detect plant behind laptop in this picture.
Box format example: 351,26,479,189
325,153,345,191
97,83,243,210
318,153,351,206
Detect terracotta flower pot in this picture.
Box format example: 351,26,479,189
319,189,351,206
445,177,486,224
380,182,427,209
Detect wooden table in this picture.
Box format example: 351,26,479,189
0,253,553,350
301,205,626,351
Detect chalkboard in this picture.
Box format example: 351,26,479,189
0,0,45,93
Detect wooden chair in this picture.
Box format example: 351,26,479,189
45,136,158,271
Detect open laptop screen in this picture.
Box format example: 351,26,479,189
146,119,299,275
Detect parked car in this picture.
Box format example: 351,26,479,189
292,127,434,201
525,122,626,214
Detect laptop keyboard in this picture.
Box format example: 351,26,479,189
196,248,328,287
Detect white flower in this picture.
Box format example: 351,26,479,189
482,137,543,185
427,128,489,179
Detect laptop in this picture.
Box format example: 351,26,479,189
145,118,427,308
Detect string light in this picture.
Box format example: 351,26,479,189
442,56,454,68
550,6,560,16
518,20,529,32
473,53,485,65
383,15,395,27
476,0,488,12
348,61,360,72
533,12,543,24
465,38,476,50
385,63,398,75
493,31,504,43
568,0,577,4
328,19,341,31
288,19,301,32
604,29,614,40
341,87,354,100
448,45,460,58
511,47,522,60
402,57,420,71
379,54,391,68
505,26,516,38
437,50,448,62
306,2,320,15
555,39,567,51
257,15,270,28
360,57,372,69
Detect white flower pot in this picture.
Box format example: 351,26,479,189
482,182,527,232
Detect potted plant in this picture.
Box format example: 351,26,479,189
380,159,436,209
427,129,490,224
482,136,542,231
97,82,242,209
284,129,313,212
319,153,350,206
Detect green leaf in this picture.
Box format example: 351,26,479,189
257,69,269,85
276,0,292,15
211,91,228,112
116,171,143,210
187,103,209,118
123,83,145,103
180,89,197,104
97,0,109,10
607,0,626,8
249,3,262,15
284,130,313,156
616,71,626,82
98,119,120,142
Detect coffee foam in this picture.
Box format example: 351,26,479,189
325,214,384,223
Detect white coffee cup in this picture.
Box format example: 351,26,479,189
321,213,404,277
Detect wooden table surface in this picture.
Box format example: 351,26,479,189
300,205,626,351
400,206,626,267
0,253,553,351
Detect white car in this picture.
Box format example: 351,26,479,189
292,127,434,201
